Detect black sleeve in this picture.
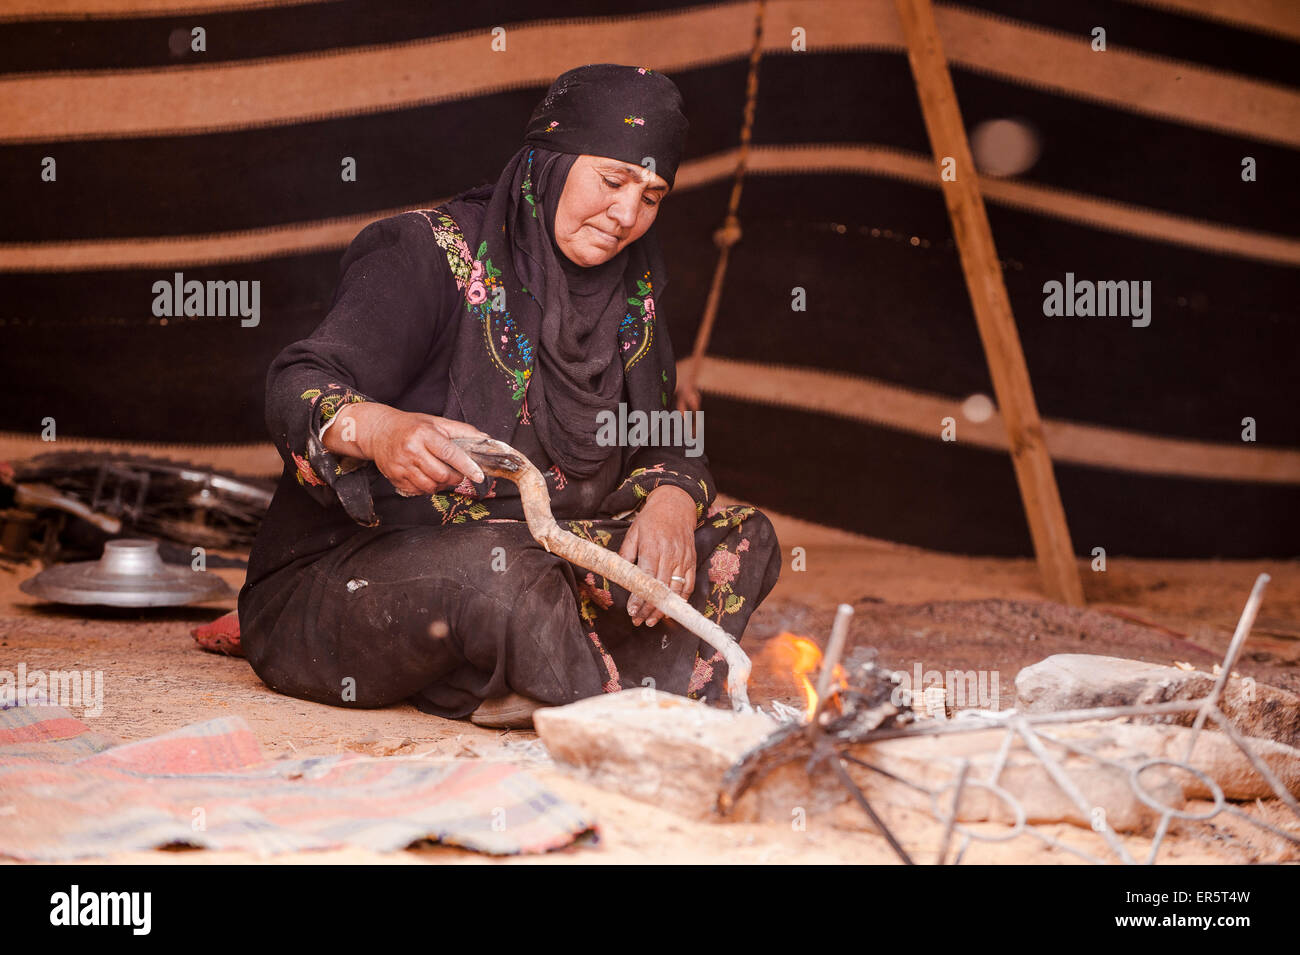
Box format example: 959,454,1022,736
263,212,458,526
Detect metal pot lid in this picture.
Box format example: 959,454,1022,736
19,539,235,607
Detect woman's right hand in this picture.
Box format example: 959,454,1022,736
325,403,489,495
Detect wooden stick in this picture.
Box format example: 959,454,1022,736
1183,573,1270,757
936,758,971,865
452,436,754,710
894,0,1084,606
811,603,853,724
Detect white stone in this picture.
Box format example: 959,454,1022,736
1015,654,1300,748
534,690,845,822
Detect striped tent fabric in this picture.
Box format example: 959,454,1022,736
1,0,1296,557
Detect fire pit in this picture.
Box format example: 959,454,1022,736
535,577,1300,864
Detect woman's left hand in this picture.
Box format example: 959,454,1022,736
618,484,698,627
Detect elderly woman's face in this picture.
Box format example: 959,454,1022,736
553,154,669,267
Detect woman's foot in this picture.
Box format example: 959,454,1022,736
470,691,548,729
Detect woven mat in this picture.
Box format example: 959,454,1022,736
0,700,595,860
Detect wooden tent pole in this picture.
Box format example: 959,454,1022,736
893,0,1084,606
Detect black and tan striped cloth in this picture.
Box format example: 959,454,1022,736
2,0,1297,557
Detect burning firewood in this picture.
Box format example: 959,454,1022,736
718,643,917,813
452,435,754,710
717,610,921,863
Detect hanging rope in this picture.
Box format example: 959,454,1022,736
676,0,767,413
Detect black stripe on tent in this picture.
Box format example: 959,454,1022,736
0,184,733,442
712,174,1300,446
947,66,1300,238
8,309,1294,559
753,53,1300,237
703,395,1300,558
0,0,705,74
0,249,339,444
950,0,1300,89
6,51,1294,241
3,174,1296,447
0,60,748,240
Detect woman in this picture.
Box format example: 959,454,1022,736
238,64,781,727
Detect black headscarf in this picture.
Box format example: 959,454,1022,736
439,64,689,479
527,147,629,478
522,63,688,188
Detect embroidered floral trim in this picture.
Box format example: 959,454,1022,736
429,491,491,525
703,537,750,625
301,386,367,426
521,159,538,218
710,505,755,529
612,464,711,521
419,209,659,419
291,451,325,488
586,630,622,694
686,650,724,699
418,209,534,415
295,386,368,489
577,571,614,626
621,272,655,371
449,474,499,501
565,519,613,548
402,475,501,523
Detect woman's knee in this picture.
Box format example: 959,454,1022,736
703,505,783,580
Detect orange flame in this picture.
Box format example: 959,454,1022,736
762,632,847,720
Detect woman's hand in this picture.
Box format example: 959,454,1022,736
325,402,488,495
619,484,698,627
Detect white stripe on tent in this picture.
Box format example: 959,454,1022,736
4,361,1296,486
1,1,1295,149
689,355,1300,485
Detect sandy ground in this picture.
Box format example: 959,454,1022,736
2,496,1298,865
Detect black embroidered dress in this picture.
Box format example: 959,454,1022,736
239,66,781,718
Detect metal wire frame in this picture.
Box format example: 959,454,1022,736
801,574,1300,864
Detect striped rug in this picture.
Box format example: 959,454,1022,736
0,700,596,859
